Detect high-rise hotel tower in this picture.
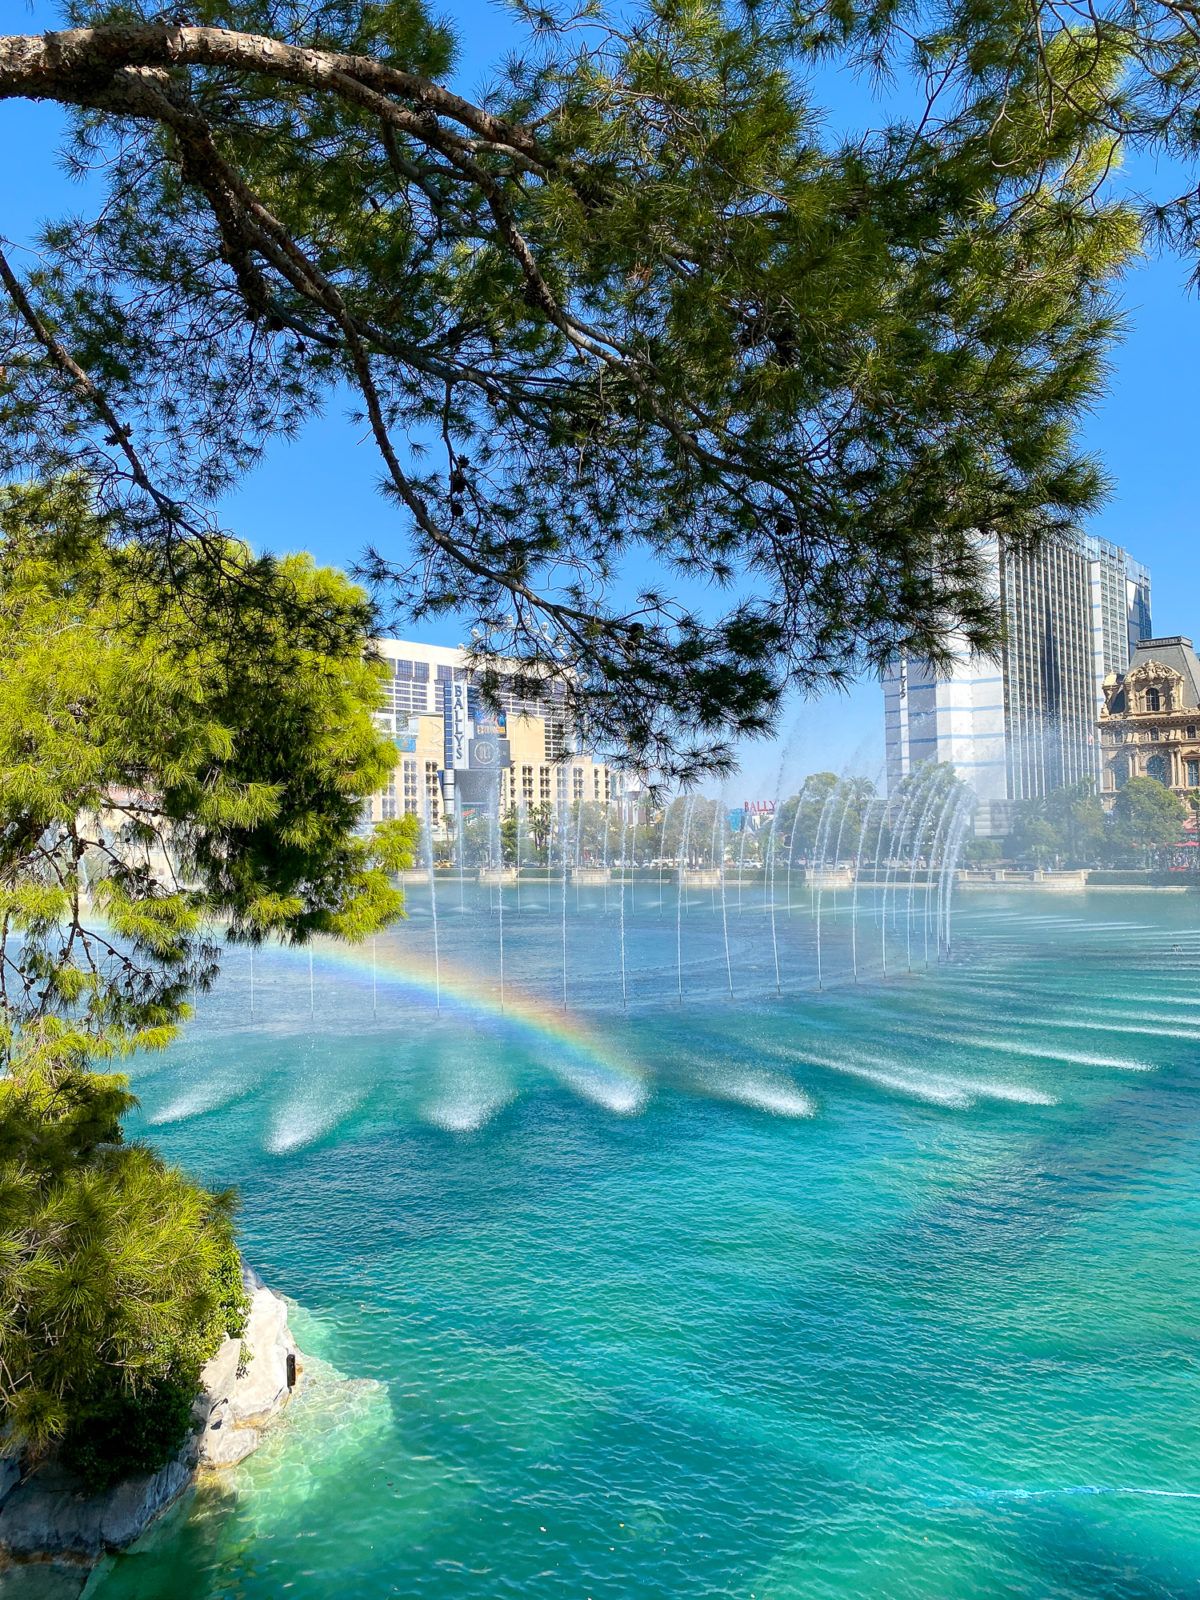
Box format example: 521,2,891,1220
364,638,630,831
884,534,1152,834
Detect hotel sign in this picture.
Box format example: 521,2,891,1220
469,736,510,770
449,680,470,769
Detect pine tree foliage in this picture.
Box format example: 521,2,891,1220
0,476,415,1072
794,0,1200,275
0,476,416,1475
0,1,1139,780
0,1061,248,1478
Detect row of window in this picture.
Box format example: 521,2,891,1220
1106,755,1200,789
379,758,615,821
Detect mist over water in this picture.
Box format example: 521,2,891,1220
90,886,1200,1600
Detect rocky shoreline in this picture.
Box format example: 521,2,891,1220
0,1267,300,1576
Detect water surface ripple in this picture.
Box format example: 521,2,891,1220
86,888,1200,1600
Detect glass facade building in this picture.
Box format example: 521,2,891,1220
884,533,1152,833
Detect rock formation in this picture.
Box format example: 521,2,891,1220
0,1268,299,1570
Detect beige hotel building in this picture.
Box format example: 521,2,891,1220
364,639,620,831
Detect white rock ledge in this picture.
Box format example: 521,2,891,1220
0,1267,300,1570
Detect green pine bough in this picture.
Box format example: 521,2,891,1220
0,1,1152,784
0,478,418,1485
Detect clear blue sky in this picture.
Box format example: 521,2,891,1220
2,2,1197,795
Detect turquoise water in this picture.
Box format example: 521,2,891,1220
90,888,1200,1599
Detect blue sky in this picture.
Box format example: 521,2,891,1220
2,3,1198,794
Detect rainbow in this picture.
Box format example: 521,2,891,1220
274,936,647,1115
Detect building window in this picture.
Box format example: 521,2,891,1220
1146,687,1161,712
423,761,440,824
1188,759,1200,788
1147,753,1169,785
1188,725,1197,740
383,657,431,716
433,663,458,714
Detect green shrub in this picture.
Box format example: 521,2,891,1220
211,1221,253,1344
60,1376,200,1493
0,1060,251,1481
0,488,406,1494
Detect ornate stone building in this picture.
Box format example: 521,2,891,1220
1098,635,1200,807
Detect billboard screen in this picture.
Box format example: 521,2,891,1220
473,708,507,737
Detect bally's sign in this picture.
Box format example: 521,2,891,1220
449,680,470,769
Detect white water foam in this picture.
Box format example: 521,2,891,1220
959,1035,1153,1072
908,998,1193,1047
265,1088,366,1153
423,1082,515,1133
940,1074,1057,1106
820,1015,1061,1103
950,968,1200,1004
792,1051,973,1109
964,1485,1200,1505
147,1079,246,1125
1054,1004,1200,1031
551,1062,647,1115
953,977,1200,1015
1048,1017,1198,1042
709,1072,818,1119
424,1094,513,1133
